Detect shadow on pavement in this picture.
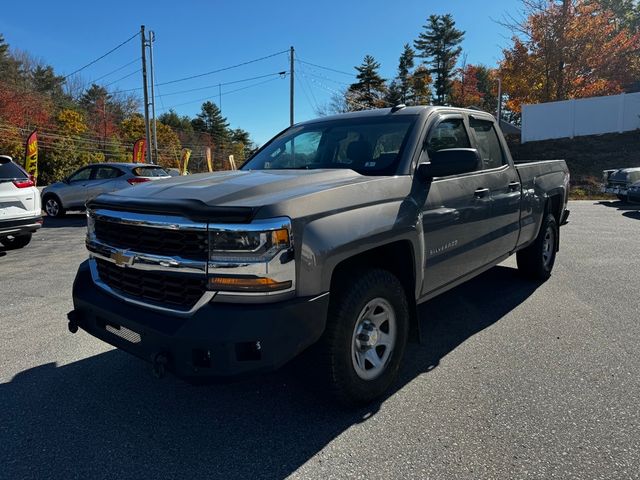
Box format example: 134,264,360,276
1,266,539,479
596,200,640,212
42,213,87,228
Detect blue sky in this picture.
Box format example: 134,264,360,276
0,0,521,145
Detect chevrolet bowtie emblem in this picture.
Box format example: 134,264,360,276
111,250,134,267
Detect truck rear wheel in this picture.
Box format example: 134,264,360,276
517,213,558,281
320,268,409,406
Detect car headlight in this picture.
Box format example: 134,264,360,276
208,217,294,294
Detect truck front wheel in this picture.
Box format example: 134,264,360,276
320,268,409,406
517,213,558,281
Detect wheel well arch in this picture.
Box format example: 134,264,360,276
329,240,420,342
42,192,63,207
547,193,563,224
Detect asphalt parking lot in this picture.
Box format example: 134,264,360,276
1,200,639,479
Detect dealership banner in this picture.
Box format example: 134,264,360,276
132,138,146,163
180,148,192,175
205,147,213,172
24,130,38,184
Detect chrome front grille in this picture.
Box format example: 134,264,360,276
94,218,208,261
86,208,212,314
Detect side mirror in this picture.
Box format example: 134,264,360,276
417,148,480,180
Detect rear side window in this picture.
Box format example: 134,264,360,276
469,119,505,170
0,157,27,179
94,167,123,179
426,119,471,156
133,166,168,177
68,168,92,182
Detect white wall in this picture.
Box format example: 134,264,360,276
521,92,640,143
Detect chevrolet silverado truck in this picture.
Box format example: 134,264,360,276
68,106,570,405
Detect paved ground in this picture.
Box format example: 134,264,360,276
1,201,639,479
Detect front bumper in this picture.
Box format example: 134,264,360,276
628,190,640,203
0,215,42,238
71,260,329,380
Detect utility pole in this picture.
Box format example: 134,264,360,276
140,25,152,164
496,77,502,126
289,46,294,126
148,30,159,164
218,83,222,112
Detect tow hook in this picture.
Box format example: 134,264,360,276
152,353,169,379
67,311,79,334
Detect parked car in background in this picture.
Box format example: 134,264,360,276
41,163,170,217
601,167,640,202
628,180,640,203
0,155,42,249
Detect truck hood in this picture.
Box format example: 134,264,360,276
92,169,412,220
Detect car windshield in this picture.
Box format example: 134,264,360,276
0,157,27,180
242,116,417,176
133,166,169,177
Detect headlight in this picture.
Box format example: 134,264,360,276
209,228,289,262
208,217,294,295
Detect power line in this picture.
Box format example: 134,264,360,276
118,49,289,92
157,71,287,99
62,31,140,80
89,58,140,84
297,58,356,77
104,69,142,87
157,75,287,112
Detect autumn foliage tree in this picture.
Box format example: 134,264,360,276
499,0,640,114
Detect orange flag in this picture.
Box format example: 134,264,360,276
132,138,146,163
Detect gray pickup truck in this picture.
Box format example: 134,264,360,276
68,106,570,405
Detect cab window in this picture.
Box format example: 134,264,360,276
426,118,471,156
469,118,506,170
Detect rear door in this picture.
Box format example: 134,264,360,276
468,116,522,258
90,166,126,197
420,114,494,295
0,158,36,220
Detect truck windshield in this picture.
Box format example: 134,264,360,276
242,116,417,176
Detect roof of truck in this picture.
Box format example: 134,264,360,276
298,105,495,126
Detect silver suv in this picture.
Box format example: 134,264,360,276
41,163,170,217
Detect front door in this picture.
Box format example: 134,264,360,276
420,115,494,296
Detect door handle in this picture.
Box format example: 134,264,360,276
508,181,521,191
474,188,490,198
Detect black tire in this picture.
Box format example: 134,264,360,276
319,268,409,407
517,213,558,281
43,195,65,218
1,233,32,249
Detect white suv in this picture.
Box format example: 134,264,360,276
0,155,42,249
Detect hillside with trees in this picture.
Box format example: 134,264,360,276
0,34,254,184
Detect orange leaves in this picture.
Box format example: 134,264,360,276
499,0,640,112
449,64,484,108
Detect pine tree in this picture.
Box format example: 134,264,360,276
0,34,23,86
414,14,465,105
397,44,415,103
346,55,387,110
193,101,229,146
385,44,417,105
